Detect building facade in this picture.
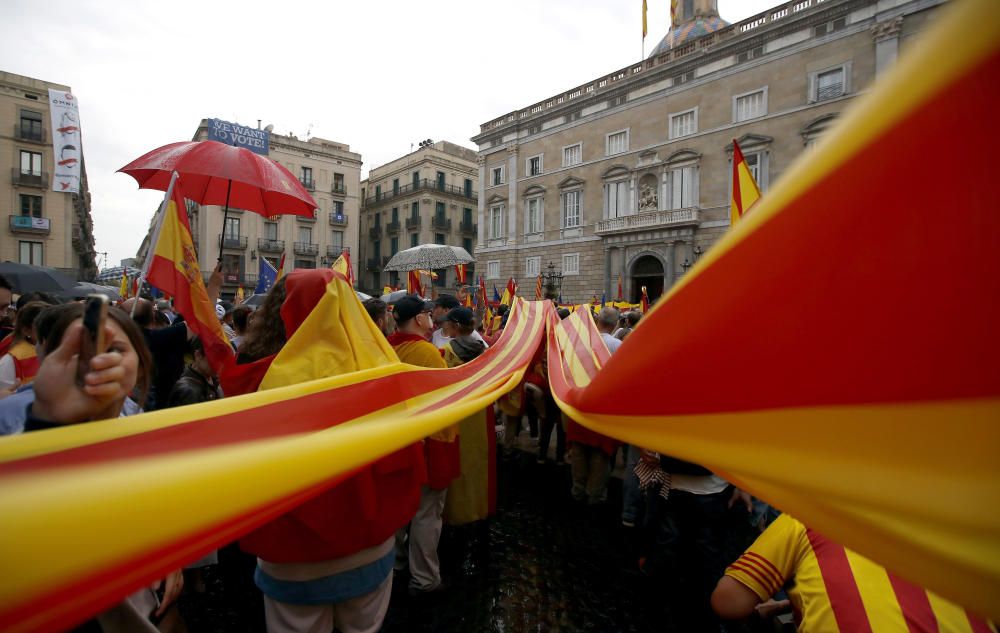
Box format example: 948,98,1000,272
471,0,939,304
0,71,97,281
139,120,362,297
359,141,478,294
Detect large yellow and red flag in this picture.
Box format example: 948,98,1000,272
535,274,543,300
730,138,762,226
143,172,234,372
331,249,354,287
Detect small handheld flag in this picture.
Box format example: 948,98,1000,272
730,138,763,226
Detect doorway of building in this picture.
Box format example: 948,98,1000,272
630,255,665,303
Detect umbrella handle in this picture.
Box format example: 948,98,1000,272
218,179,233,262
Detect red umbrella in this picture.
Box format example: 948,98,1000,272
119,141,318,255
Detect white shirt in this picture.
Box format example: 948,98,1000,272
600,332,622,355
431,328,488,350
670,473,729,495
0,354,17,390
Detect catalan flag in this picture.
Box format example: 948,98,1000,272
535,274,543,300
730,138,762,226
118,271,129,299
142,172,233,373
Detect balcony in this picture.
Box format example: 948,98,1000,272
431,216,452,232
594,208,701,235
367,257,380,270
14,124,46,144
257,238,285,253
327,244,350,258
218,234,248,249
300,178,316,191
11,169,48,189
363,178,478,207
297,209,318,222
386,220,400,235
329,212,348,226
369,225,382,240
459,220,477,235
332,182,346,195
10,215,50,235
294,241,319,256
406,216,422,230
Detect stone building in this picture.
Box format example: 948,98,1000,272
137,120,362,298
0,71,97,281
359,141,478,293
471,0,937,304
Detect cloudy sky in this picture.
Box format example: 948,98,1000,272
1,0,776,268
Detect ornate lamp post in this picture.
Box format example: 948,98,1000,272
541,261,563,301
681,245,704,274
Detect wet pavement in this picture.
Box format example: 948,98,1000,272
178,446,664,633
381,450,654,633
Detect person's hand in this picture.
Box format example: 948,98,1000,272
207,262,224,306
0,379,21,399
755,598,791,619
728,487,754,513
152,570,184,617
32,322,129,424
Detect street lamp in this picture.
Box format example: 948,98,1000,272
541,261,563,301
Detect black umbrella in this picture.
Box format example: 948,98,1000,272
0,262,76,294
52,282,121,301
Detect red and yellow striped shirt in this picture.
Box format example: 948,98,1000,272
725,514,994,633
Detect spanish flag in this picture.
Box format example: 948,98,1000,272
455,263,467,285
276,252,286,281
143,172,234,372
642,0,648,38
234,286,245,304
640,285,649,313
331,249,354,287
730,138,762,226
407,270,423,296
118,271,129,299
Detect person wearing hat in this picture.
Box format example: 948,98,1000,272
388,295,459,596
439,307,496,526
430,294,488,350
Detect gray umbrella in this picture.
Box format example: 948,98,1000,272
0,262,77,294
382,244,474,272
53,281,121,301
379,289,414,304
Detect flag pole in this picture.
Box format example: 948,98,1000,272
133,171,177,318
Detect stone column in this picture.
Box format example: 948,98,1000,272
621,248,628,299
477,156,486,248
872,17,903,76
506,143,518,246
660,168,669,212
630,174,638,214
604,246,613,298
665,242,676,289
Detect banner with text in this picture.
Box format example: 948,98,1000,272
47,89,82,194
206,118,270,155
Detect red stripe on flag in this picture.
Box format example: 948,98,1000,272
887,572,940,633
806,530,874,633
965,611,994,633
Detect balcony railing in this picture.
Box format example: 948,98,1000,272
369,225,382,239
594,208,700,235
459,220,477,235
329,212,348,226
406,216,421,230
332,182,346,195
9,215,50,235
294,242,319,256
327,244,349,258
11,169,48,189
431,216,452,231
300,178,315,191
297,209,318,222
218,234,248,249
386,220,400,235
257,238,285,253
14,125,46,143
367,257,380,270
364,178,477,207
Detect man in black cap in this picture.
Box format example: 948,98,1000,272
430,294,488,350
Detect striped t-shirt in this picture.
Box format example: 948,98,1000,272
725,514,994,633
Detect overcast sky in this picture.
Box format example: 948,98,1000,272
1,0,776,268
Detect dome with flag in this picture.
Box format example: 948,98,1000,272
648,14,730,58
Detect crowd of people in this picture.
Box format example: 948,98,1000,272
0,269,988,633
